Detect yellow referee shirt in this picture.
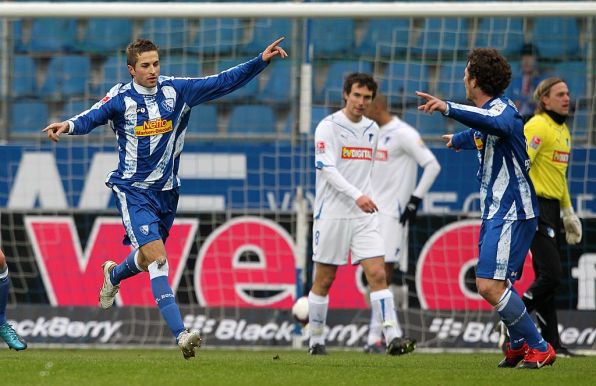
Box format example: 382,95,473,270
524,112,572,209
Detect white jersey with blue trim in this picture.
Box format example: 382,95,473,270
448,97,538,220
313,110,379,219
67,55,268,191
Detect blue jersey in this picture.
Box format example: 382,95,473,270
68,55,268,190
448,97,538,221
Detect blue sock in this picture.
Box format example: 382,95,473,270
496,286,547,352
148,260,185,339
0,267,9,325
110,249,142,285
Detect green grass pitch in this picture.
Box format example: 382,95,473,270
2,348,595,386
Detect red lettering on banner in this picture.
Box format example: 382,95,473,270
25,216,197,306
195,217,298,308
416,219,535,310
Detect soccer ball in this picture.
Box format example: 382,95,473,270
291,296,309,324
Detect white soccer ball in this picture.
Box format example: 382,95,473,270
291,296,309,324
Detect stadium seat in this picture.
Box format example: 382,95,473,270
101,55,129,91
228,104,276,134
436,61,467,102
310,19,356,57
11,20,27,54
215,58,260,102
78,19,133,54
10,101,49,134
569,98,593,143
380,61,429,105
160,55,203,77
188,18,243,55
474,17,524,56
315,60,373,104
187,104,219,134
27,19,78,53
241,19,292,55
555,61,587,98
533,17,580,59
403,107,446,136
256,61,292,103
284,106,332,133
414,18,469,59
142,19,189,52
357,19,412,57
11,55,37,98
40,56,91,99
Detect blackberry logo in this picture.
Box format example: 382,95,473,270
429,318,463,339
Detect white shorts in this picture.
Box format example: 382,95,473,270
378,213,408,268
312,215,385,265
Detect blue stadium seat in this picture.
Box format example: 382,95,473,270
78,19,133,54
257,61,292,103
241,19,292,55
27,19,78,53
380,61,429,104
10,101,49,134
414,18,469,58
533,18,580,58
475,18,524,56
403,108,446,136
160,55,203,77
284,106,332,133
11,20,27,53
216,58,260,102
556,61,587,98
436,61,467,102
357,19,412,57
101,55,129,91
11,56,37,98
311,19,356,57
315,60,374,104
228,105,276,134
187,104,219,134
142,19,188,51
40,56,91,99
189,18,243,55
569,98,593,143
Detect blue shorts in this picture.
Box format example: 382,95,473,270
111,184,179,249
476,217,537,283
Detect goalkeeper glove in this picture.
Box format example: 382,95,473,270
562,207,582,245
399,195,421,226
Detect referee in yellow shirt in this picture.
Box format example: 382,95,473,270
522,77,583,357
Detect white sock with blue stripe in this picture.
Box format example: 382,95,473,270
308,291,328,347
370,289,401,344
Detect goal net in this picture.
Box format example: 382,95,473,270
0,1,594,352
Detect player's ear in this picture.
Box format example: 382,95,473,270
128,64,135,78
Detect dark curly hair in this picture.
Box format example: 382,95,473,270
343,72,378,100
466,48,512,97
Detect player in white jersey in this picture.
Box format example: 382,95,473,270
308,73,415,356
362,94,440,352
417,48,554,369
43,38,287,359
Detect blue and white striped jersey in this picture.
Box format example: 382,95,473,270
449,97,538,220
68,55,268,190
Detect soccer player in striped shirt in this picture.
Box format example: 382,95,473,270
43,37,287,359
416,48,555,369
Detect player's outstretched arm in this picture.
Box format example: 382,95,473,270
416,91,447,114
261,37,288,63
43,121,70,143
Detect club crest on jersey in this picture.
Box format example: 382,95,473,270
139,225,149,235
135,118,173,137
341,146,372,160
316,141,326,154
161,98,175,112
529,135,542,150
552,150,569,164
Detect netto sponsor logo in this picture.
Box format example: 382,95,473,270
134,118,173,137
7,317,122,343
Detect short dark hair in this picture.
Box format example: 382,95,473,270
466,48,512,97
343,73,378,100
126,39,159,67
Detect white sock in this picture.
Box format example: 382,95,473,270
367,308,383,345
308,291,329,347
370,289,402,344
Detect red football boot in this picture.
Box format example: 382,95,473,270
519,343,556,369
498,341,529,368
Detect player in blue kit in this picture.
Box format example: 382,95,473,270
416,48,556,369
43,37,287,359
0,248,27,351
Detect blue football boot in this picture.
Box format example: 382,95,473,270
0,322,27,351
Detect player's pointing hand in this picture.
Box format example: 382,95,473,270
262,37,288,62
416,91,448,114
43,121,70,142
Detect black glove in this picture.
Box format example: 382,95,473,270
399,195,421,225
